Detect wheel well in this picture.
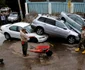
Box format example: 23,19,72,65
4,32,9,35
4,32,11,40
61,17,66,23
67,35,75,39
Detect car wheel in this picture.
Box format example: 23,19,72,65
29,37,38,43
4,33,11,40
46,50,53,57
36,27,44,35
67,36,76,44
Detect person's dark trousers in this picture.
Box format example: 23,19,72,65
22,42,28,56
3,20,7,25
79,38,85,49
82,39,85,50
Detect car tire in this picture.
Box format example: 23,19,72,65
36,27,44,35
4,33,11,40
46,50,53,57
67,36,76,44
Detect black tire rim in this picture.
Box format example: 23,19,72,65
37,28,43,35
68,36,75,44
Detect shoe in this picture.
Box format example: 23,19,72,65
75,48,80,52
82,50,85,54
26,54,29,56
23,54,29,57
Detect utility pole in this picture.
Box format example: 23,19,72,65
18,0,23,20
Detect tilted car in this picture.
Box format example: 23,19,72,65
62,12,85,26
31,15,80,44
60,12,82,34
0,22,48,43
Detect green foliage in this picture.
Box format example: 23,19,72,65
0,0,7,8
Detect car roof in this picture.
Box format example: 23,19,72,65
37,14,57,20
12,22,30,28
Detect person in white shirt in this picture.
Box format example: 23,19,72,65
20,28,33,56
20,28,29,56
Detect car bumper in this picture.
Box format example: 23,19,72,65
37,35,48,42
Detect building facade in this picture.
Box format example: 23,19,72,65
25,0,85,14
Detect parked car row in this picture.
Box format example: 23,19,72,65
31,14,80,44
1,12,84,44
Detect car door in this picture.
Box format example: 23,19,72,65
54,21,70,38
44,18,57,36
8,26,20,38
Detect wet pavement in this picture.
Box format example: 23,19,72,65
0,38,85,70
0,33,6,46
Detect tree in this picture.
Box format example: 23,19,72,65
0,0,7,8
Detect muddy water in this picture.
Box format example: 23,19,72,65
0,38,85,70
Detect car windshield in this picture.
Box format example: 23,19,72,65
10,14,18,17
64,22,73,30
24,25,33,33
56,20,67,29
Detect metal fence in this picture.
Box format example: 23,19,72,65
27,2,85,14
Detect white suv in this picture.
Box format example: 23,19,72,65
31,15,80,44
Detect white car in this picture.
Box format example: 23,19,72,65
0,22,48,43
7,12,19,22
